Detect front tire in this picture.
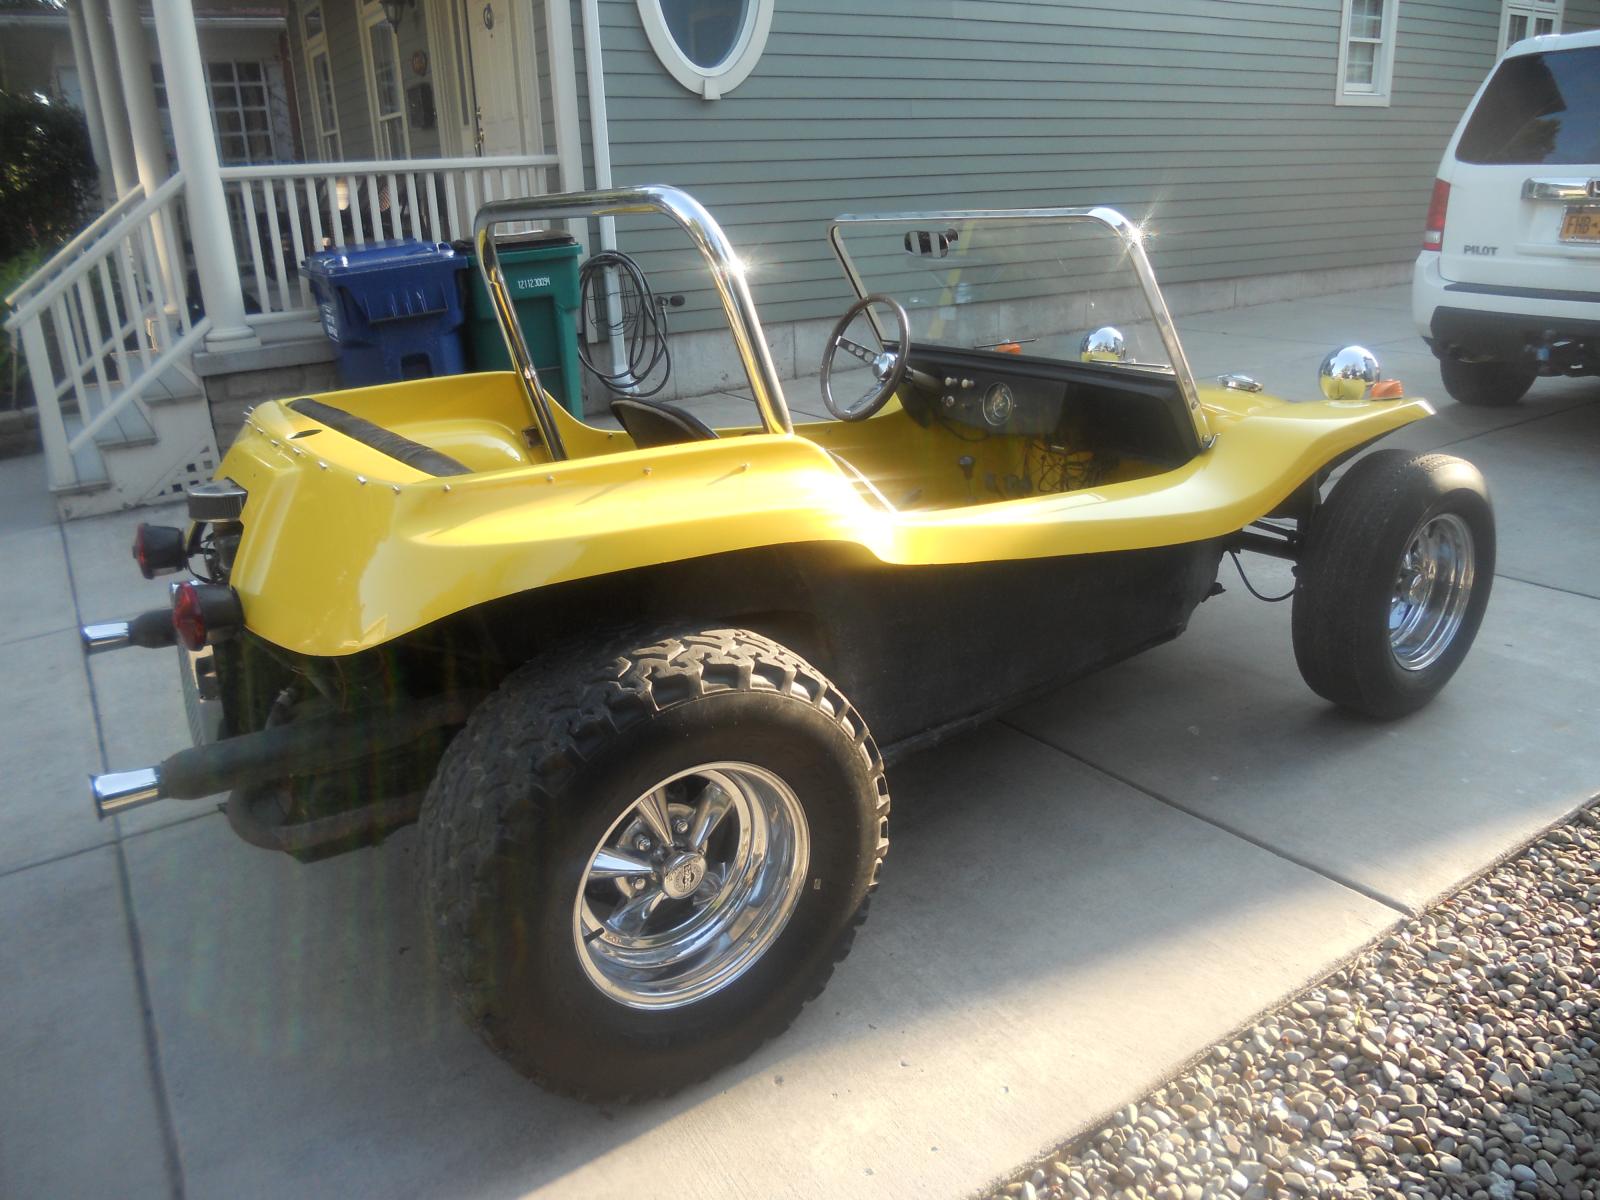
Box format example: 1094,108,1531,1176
1439,358,1536,407
1292,450,1494,719
419,627,889,1101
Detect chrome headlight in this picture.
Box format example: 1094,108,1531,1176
1319,346,1380,402
1080,326,1127,363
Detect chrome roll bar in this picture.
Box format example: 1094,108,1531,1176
827,206,1213,450
474,186,794,462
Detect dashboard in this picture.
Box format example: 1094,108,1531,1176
900,344,1200,467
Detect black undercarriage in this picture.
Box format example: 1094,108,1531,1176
211,537,1226,859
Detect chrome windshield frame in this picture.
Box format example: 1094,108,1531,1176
827,206,1213,449
474,185,794,461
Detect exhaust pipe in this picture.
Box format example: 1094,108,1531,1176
87,692,483,820
91,768,163,816
80,609,177,656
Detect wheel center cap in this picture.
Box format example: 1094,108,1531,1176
661,852,707,899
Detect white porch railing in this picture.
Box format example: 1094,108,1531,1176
4,152,560,500
219,152,561,323
3,173,208,492
3,184,150,313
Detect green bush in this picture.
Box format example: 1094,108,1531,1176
0,88,96,262
1,84,95,409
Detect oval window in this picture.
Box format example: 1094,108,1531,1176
637,0,774,99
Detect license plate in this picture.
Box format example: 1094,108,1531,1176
1560,206,1600,243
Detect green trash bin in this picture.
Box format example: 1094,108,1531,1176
464,233,584,417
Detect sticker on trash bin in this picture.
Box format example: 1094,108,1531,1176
515,276,551,291
319,301,339,339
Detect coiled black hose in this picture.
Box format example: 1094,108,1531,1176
577,250,671,398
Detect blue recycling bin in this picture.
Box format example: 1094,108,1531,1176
303,241,470,387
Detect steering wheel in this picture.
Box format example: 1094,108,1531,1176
820,294,911,422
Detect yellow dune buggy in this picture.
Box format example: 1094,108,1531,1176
82,186,1493,1101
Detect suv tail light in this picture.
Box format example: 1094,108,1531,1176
171,581,243,651
1423,179,1450,250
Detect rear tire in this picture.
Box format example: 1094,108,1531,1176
419,626,889,1102
1292,450,1494,719
1438,358,1536,407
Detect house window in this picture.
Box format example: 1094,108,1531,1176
209,62,276,165
152,62,278,167
1335,0,1398,107
303,6,342,160
1500,1,1562,54
362,5,411,157
310,52,342,159
637,0,775,100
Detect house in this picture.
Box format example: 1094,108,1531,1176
5,0,1593,518
0,3,299,202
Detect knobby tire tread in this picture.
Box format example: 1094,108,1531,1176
419,626,890,1103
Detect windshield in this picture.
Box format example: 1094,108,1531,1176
830,213,1179,374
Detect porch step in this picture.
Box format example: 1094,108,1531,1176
54,392,220,520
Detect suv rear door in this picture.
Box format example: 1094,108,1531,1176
1440,37,1600,296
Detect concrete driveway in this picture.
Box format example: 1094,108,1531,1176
3,285,1597,1200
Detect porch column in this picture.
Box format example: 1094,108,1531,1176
109,0,175,199
150,0,257,347
65,2,117,208
80,0,137,197
110,0,186,309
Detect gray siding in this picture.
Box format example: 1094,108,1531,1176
1567,0,1600,33
591,0,1585,334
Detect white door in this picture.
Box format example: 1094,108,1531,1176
466,0,526,155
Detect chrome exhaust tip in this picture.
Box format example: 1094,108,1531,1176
90,768,164,818
81,622,133,655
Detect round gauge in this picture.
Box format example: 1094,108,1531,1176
981,382,1014,427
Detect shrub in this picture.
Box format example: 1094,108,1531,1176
0,88,96,262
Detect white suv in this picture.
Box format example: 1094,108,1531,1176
1413,29,1600,406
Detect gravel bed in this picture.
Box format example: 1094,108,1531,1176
991,804,1600,1200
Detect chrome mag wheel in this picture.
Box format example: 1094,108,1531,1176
1389,511,1476,672
572,762,810,1010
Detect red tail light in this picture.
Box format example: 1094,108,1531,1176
132,524,186,579
170,581,242,651
171,583,208,651
1423,179,1449,250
